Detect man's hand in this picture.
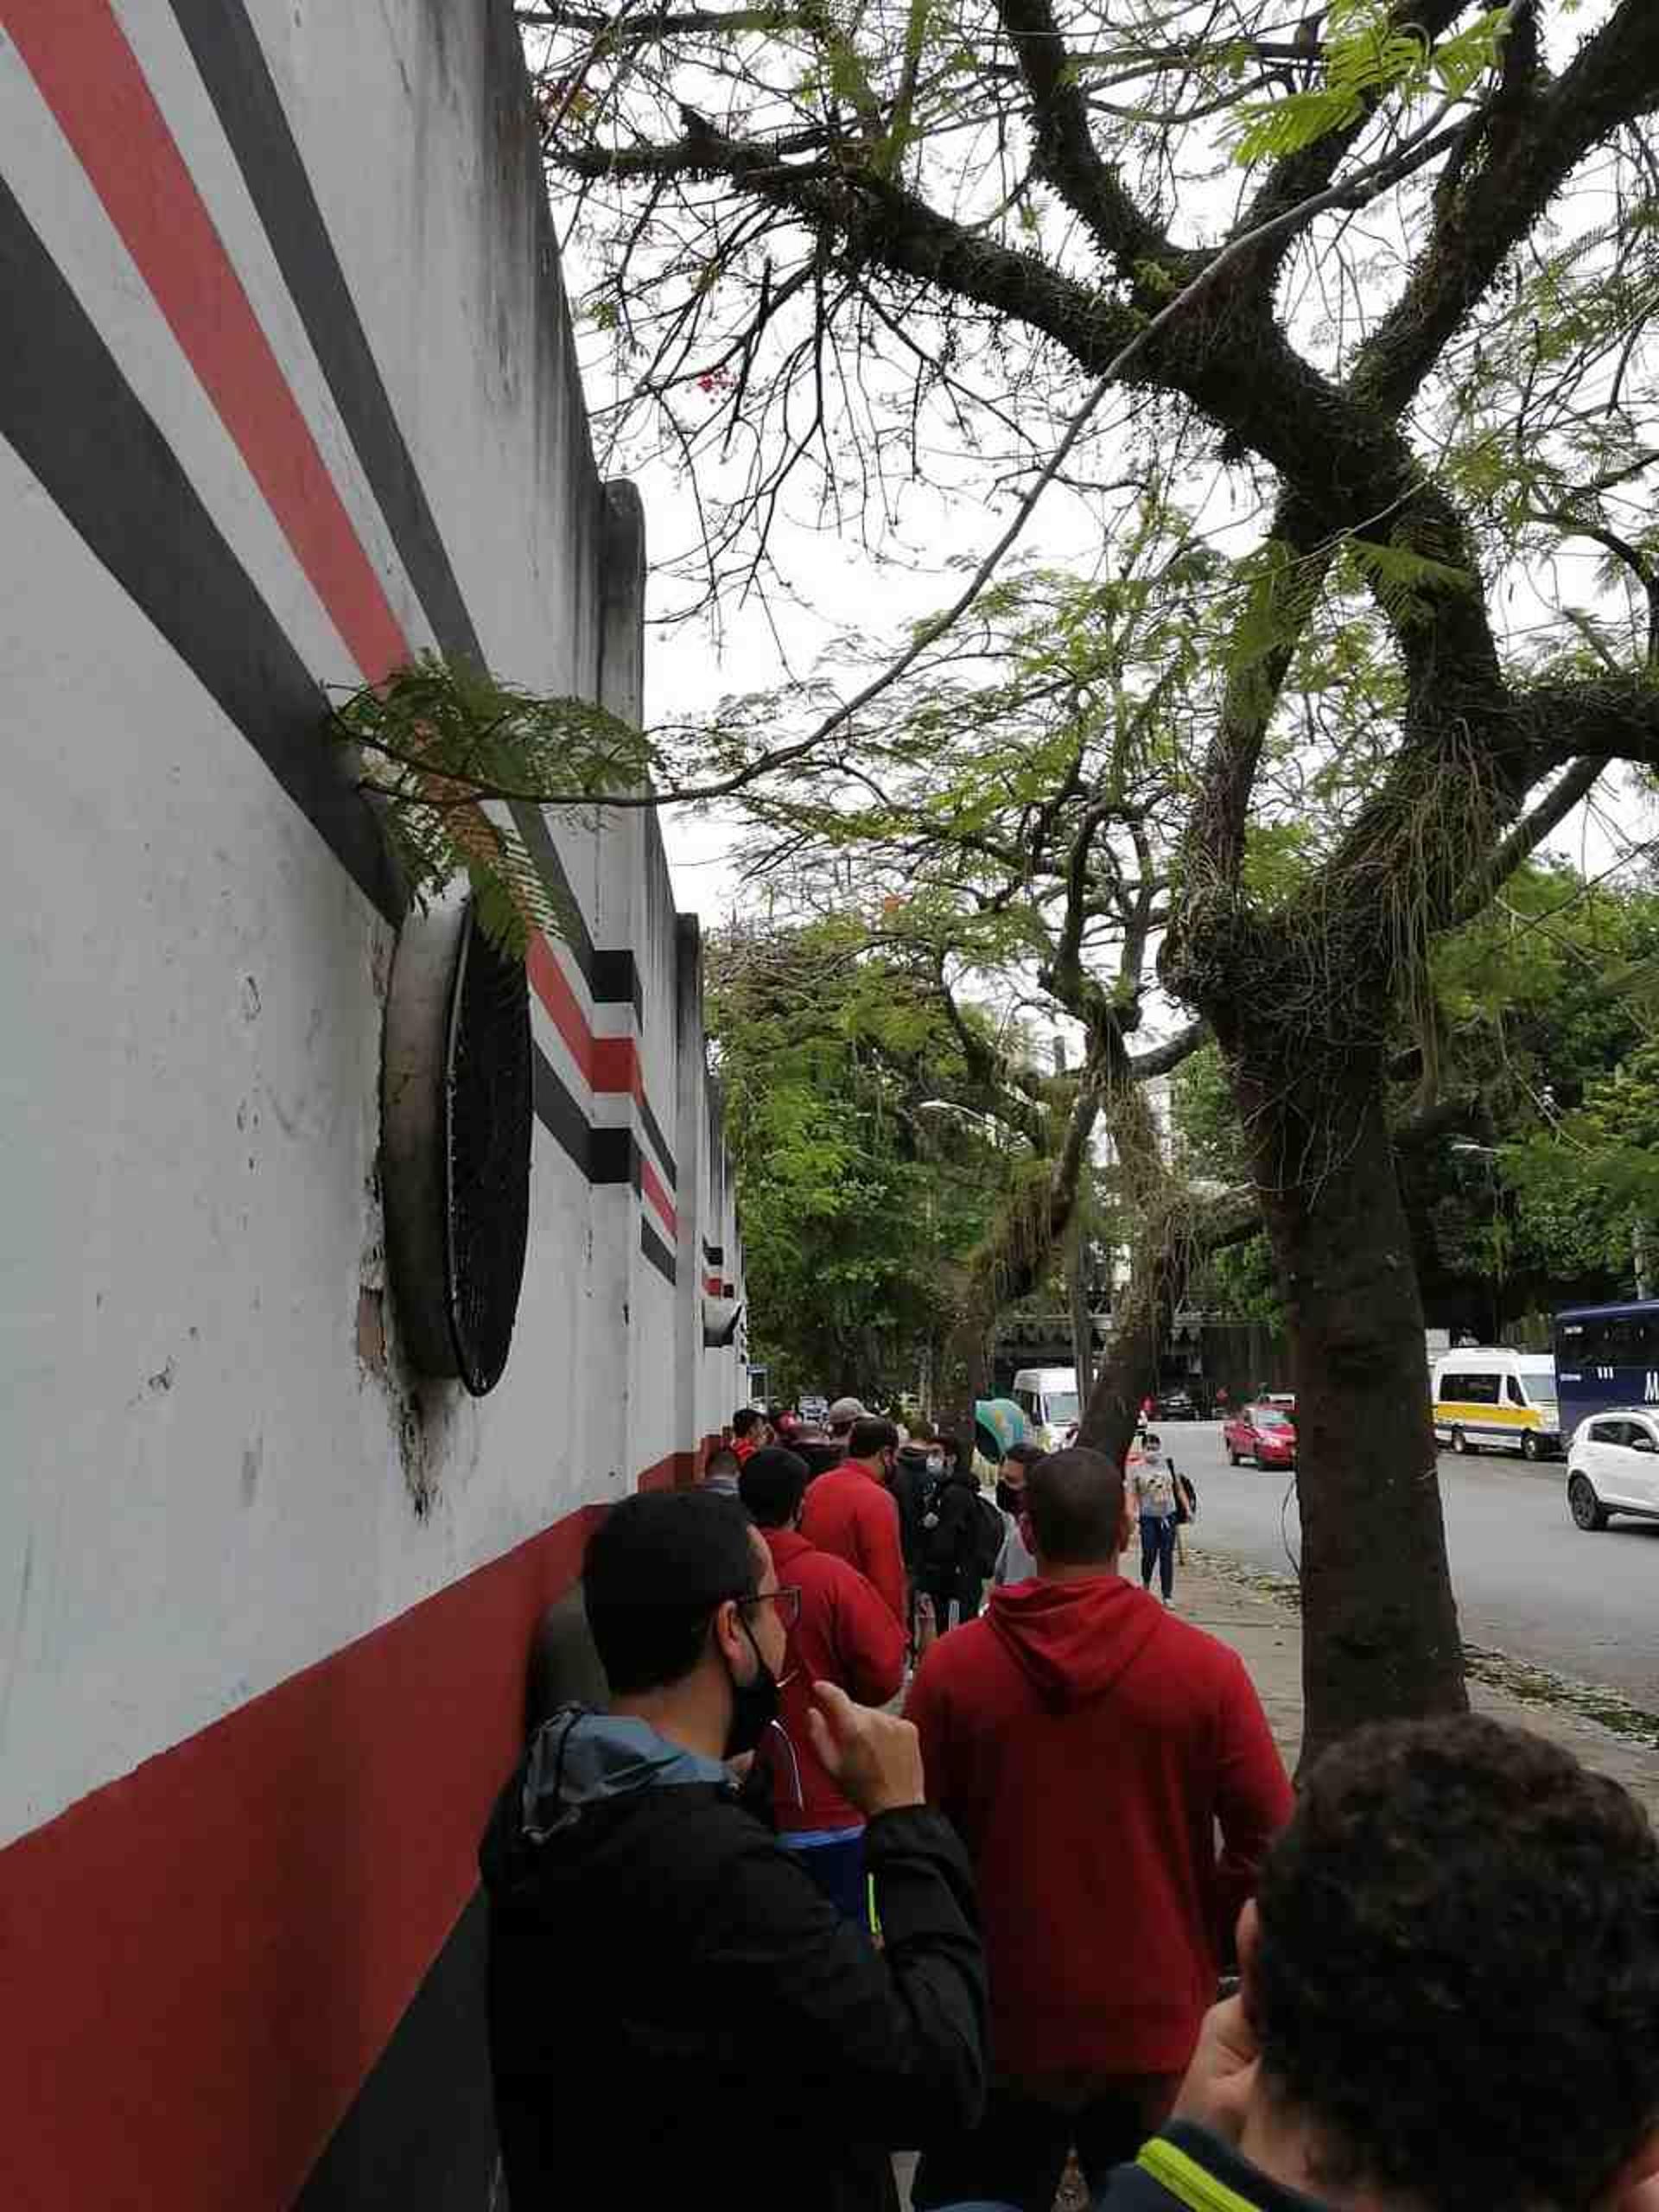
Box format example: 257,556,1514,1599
1171,1995,1260,2145
807,1681,925,1818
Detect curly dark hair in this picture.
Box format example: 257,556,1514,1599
1255,1714,1659,2212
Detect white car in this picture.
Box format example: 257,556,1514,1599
1566,1410,1659,1532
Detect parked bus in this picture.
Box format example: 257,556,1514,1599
1554,1300,1659,1439
1431,1348,1560,1459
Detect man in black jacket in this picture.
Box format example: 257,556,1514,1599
916,1433,986,1630
480,1490,986,2212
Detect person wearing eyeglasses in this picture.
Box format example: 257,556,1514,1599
480,1489,985,2212
740,1446,908,1923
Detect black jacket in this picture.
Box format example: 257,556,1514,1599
918,1466,983,1587
480,1707,986,2212
891,1445,933,1570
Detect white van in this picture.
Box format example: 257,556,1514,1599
1011,1367,1081,1450
1431,1349,1560,1460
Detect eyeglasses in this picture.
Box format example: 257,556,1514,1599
735,1586,802,1631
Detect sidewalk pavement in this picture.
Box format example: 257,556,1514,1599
1183,1543,1659,1816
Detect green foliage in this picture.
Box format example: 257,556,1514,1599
707,918,1022,1397
1230,2,1510,165
1419,863,1659,1299
1192,1233,1286,1325
331,653,657,957
1504,1044,1659,1281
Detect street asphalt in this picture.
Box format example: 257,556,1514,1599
1160,1420,1659,1712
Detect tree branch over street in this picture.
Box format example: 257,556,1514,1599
522,0,1659,1753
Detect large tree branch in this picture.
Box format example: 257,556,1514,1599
1352,0,1659,416
993,0,1173,279
1231,0,1478,290
1522,675,1659,775
1450,754,1609,928
1128,1020,1210,1081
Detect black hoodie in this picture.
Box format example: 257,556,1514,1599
479,1707,987,2212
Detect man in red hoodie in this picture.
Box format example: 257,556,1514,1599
740,1446,908,1921
904,1445,1292,2212
798,1415,907,1629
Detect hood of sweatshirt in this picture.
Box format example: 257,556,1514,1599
480,1706,730,1904
985,1573,1165,1711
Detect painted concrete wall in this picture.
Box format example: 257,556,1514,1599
0,3,741,2204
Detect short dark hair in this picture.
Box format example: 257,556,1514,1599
739,1446,810,1529
1002,1440,1045,1470
1256,1714,1659,2212
702,1444,740,1478
582,1491,758,1695
932,1432,961,1466
908,1417,938,1446
1024,1446,1123,1564
731,1408,764,1440
848,1416,899,1459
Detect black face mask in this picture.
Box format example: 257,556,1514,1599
996,1480,1024,1516
724,1616,782,1759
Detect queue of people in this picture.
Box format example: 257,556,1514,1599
480,1413,1659,2212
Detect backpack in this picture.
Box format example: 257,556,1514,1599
970,1489,1006,1578
918,1469,955,1573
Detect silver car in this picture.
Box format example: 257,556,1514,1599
1566,1409,1659,1531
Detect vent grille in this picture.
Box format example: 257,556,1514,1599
443,905,531,1394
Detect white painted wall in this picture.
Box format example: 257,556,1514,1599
0,0,741,1850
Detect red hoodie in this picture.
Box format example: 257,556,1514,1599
758,1526,907,1834
905,1573,1291,2086
798,1461,906,1627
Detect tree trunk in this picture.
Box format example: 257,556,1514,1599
1067,1211,1096,1407
936,1069,1104,1437
1238,1050,1467,1764
1077,1210,1172,1465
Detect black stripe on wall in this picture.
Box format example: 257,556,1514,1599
296,1892,497,2212
640,1219,677,1287
0,177,402,924
530,1042,591,1179
636,1085,678,1192
165,0,647,1006
530,1046,641,1191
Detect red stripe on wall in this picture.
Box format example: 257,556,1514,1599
525,940,677,1221
0,1504,604,2211
1,1447,709,2208
639,1152,678,1240
10,0,687,1212
3,0,407,686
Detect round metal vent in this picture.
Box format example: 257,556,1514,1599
382,897,531,1395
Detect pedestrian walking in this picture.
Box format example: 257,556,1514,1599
731,1406,770,1463
916,1433,995,1632
1131,1431,1187,1604
740,1446,907,1920
702,1442,741,1498
798,1416,908,1629
904,1446,1290,2212
992,1440,1045,1586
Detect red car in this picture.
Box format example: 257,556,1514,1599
1224,1402,1298,1467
